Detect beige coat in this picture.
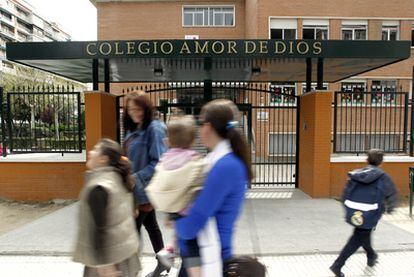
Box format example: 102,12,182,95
146,157,205,213
73,167,139,267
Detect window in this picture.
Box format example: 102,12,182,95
382,22,399,41
342,20,367,40
270,19,297,39
268,133,296,155
183,6,234,27
301,83,328,94
302,20,329,40
336,134,400,152
371,80,397,104
341,81,366,104
269,82,296,105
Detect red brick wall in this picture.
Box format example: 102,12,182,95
0,162,85,201
330,161,413,197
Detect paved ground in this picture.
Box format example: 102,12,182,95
0,189,413,276
1,251,413,277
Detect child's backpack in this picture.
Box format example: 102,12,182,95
343,177,384,229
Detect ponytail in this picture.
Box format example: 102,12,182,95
227,128,253,181
114,157,134,192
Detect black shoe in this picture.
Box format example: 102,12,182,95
367,253,378,267
329,265,345,277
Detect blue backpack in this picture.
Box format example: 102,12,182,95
343,177,384,229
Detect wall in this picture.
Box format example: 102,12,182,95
331,160,413,197
0,162,85,201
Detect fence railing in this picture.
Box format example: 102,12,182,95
333,91,409,154
1,86,84,154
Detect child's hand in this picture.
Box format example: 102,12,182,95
134,209,139,218
164,218,173,228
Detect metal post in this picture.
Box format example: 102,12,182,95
410,167,413,218
92,59,99,91
317,58,324,90
0,87,6,157
410,66,414,156
77,92,82,153
333,92,338,153
306,58,312,93
104,59,110,93
204,79,212,103
295,97,301,188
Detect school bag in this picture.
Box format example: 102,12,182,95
223,255,267,277
343,171,385,229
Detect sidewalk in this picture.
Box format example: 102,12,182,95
1,251,414,276
0,189,413,276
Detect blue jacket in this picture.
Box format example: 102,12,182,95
343,165,398,213
124,120,167,204
175,153,247,260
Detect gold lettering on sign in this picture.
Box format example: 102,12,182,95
313,41,322,54
274,42,286,54
212,41,225,54
153,42,158,54
138,42,150,54
195,41,209,54
99,42,112,55
227,41,237,54
297,41,309,54
126,42,136,55
86,42,97,56
288,41,294,54
161,42,173,54
114,42,124,55
245,41,256,54
180,41,191,54
259,41,268,54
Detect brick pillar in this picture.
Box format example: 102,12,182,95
298,91,332,197
85,92,118,152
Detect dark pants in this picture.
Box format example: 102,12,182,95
135,209,164,253
333,228,376,268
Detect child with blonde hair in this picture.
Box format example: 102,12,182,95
146,115,205,277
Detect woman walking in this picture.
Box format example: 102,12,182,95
175,99,252,276
123,91,169,276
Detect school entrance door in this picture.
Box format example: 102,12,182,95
118,81,299,189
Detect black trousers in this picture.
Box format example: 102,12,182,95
333,228,376,268
135,209,164,253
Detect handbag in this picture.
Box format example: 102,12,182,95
223,255,266,277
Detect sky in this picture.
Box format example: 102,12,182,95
26,0,97,41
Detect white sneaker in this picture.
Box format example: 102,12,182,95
156,247,175,268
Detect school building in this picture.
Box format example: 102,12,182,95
0,0,413,201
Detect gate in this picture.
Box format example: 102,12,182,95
118,82,299,188
1,87,83,154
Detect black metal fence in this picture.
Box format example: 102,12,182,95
1,86,84,154
333,91,409,154
117,82,299,188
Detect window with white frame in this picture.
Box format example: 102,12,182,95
269,82,296,105
268,133,296,155
341,81,366,104
382,22,399,41
302,19,329,40
301,82,328,94
342,20,367,40
270,19,297,39
183,6,234,27
371,80,397,104
336,134,400,152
